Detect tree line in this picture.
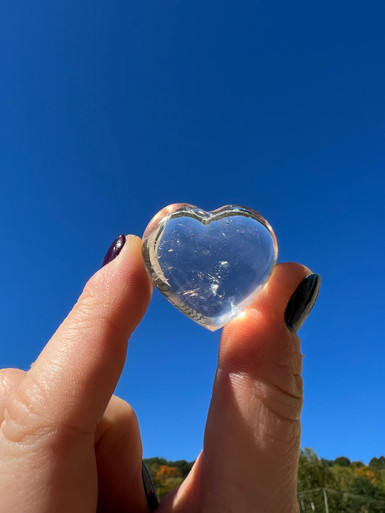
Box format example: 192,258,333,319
144,450,385,511
297,449,385,512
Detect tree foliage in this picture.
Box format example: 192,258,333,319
143,458,193,499
370,457,385,471
144,450,385,509
298,449,385,512
334,456,351,467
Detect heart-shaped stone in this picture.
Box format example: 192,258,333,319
142,204,278,331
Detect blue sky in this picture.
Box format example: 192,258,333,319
0,0,384,464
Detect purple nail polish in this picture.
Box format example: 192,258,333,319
102,234,126,267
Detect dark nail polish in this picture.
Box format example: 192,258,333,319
285,274,321,333
142,461,159,509
102,234,126,267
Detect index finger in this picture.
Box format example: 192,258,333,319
5,235,152,438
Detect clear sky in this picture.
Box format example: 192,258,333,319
0,0,384,464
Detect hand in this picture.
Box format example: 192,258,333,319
0,234,320,513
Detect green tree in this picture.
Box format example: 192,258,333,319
335,456,351,467
370,457,385,470
298,448,337,491
332,464,355,492
351,461,365,469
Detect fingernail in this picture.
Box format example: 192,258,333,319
102,234,126,267
142,461,159,509
285,274,321,332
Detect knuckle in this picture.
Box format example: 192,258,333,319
69,289,100,330
95,396,140,449
116,399,138,428
0,369,23,400
1,374,92,446
244,371,303,426
0,370,10,400
259,363,304,424
1,376,52,444
262,382,303,423
109,396,139,435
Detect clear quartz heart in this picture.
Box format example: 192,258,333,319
142,204,278,331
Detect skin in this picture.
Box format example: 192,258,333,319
0,235,311,513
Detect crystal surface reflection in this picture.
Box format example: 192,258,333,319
142,204,278,331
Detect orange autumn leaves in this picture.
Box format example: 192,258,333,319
144,458,193,499
156,465,179,479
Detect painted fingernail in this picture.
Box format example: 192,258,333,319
285,274,321,332
142,461,159,509
102,234,126,267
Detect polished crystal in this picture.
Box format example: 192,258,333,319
142,204,278,331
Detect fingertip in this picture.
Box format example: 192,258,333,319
118,234,153,325
258,263,313,325
117,234,153,290
223,263,312,336
113,234,153,296
87,234,153,327
219,263,314,373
